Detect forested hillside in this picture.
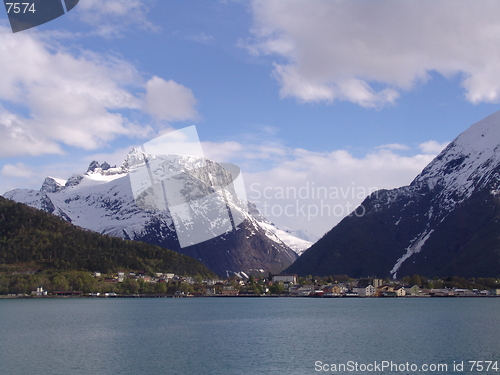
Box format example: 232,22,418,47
0,196,214,277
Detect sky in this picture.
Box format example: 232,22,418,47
1,0,500,237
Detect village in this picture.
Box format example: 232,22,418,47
11,272,500,298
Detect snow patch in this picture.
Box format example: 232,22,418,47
390,229,434,278
258,221,314,256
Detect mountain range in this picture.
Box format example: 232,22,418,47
4,151,312,277
9,109,500,280
286,110,500,278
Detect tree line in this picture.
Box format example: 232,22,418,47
0,196,214,277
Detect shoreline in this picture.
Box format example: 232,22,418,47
1,294,498,299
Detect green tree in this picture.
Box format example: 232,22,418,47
270,282,285,294
253,284,263,295
74,277,84,291
155,282,167,294
52,275,69,291
409,274,422,286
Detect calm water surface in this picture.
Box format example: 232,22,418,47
0,297,499,374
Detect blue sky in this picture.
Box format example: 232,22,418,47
1,0,500,236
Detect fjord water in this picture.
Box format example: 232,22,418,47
1,298,499,375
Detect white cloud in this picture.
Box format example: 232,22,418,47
145,76,199,122
247,0,500,107
274,64,400,106
1,163,35,178
75,0,158,37
242,142,440,236
201,141,243,162
186,134,443,236
419,140,449,154
0,27,198,157
0,105,63,157
0,159,90,195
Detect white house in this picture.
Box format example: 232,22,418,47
395,287,406,297
290,285,315,296
353,284,375,296
31,287,47,296
272,274,297,284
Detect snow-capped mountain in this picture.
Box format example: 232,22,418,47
286,111,500,278
4,150,302,277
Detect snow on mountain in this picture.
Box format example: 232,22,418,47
6,172,152,240
413,110,500,214
4,150,304,276
245,201,317,255
256,222,314,256
40,177,65,193
281,227,319,244
286,110,500,279
387,110,500,276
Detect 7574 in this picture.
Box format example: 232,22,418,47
5,3,36,13
469,361,499,372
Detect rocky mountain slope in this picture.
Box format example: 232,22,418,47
286,111,500,278
4,151,303,277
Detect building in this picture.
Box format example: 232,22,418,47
377,285,394,294
290,285,315,296
395,287,406,297
272,274,297,284
31,287,47,296
221,286,239,296
322,285,343,296
353,284,375,297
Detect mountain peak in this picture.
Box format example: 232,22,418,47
411,110,500,214
65,174,84,188
286,111,500,279
122,148,147,170
40,176,65,193
87,161,100,173
84,159,123,179
86,160,113,173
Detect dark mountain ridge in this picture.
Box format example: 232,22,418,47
286,111,500,278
